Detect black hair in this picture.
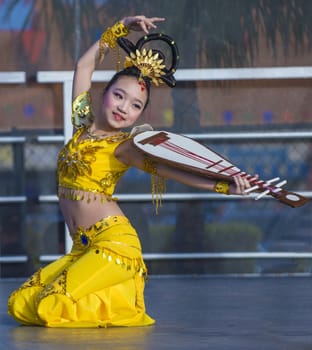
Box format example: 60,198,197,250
103,66,151,110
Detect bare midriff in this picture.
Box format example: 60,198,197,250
59,192,125,238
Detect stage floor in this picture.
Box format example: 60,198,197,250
1,275,312,350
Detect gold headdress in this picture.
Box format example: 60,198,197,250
118,33,179,88
124,48,166,86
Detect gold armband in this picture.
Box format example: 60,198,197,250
71,91,94,128
143,158,157,175
143,158,166,214
99,21,129,63
214,181,230,195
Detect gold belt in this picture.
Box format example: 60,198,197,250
77,216,129,246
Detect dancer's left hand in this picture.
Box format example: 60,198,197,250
122,15,165,33
229,175,258,195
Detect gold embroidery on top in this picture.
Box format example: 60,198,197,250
100,171,125,189
58,144,101,182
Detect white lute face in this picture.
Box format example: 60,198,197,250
134,130,242,178
133,130,308,208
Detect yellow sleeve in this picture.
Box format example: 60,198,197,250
71,91,94,128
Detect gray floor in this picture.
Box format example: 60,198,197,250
1,275,312,350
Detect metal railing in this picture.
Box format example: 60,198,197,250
0,67,311,266
2,251,312,265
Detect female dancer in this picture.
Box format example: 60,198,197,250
8,15,252,328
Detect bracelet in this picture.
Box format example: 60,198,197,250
143,157,157,175
99,21,129,63
214,181,230,195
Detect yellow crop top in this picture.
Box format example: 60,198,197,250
57,128,130,202
58,90,164,210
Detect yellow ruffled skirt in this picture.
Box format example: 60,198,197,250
8,216,155,328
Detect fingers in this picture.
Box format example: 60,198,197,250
148,16,166,26
233,175,251,195
124,15,165,33
137,16,165,33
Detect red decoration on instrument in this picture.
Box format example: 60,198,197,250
133,130,309,208
138,131,170,146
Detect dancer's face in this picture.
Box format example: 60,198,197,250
101,76,148,130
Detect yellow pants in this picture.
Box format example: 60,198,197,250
8,216,155,328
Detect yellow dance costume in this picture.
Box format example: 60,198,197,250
8,92,155,327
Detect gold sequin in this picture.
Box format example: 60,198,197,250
100,172,125,189
57,145,99,182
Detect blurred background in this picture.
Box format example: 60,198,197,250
0,0,311,277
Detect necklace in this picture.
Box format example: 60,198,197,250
86,126,111,140
86,126,127,142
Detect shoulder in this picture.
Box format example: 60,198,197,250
129,123,153,137
114,136,145,167
114,124,154,166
